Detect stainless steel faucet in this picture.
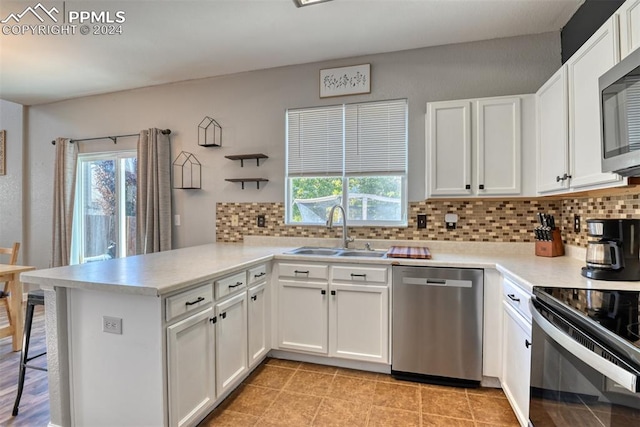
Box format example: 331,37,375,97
327,204,354,249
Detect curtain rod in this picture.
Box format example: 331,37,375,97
51,129,171,145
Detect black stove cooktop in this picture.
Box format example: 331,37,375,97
534,287,640,351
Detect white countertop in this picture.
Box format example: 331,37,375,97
21,241,640,296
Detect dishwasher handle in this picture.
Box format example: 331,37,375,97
401,277,473,288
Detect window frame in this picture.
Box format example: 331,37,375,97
71,150,137,264
285,99,408,227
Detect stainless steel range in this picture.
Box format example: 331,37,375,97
530,287,640,426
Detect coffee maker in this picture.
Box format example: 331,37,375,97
581,218,640,281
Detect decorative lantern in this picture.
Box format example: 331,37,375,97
198,116,222,147
173,151,202,189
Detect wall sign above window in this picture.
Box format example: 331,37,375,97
319,64,371,98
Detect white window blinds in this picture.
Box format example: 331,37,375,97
287,99,407,176
345,99,407,174
287,105,344,176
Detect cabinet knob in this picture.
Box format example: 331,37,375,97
251,295,257,301
465,184,471,190
525,339,532,349
209,317,217,324
221,312,227,319
331,290,336,296
321,290,326,295
479,184,484,190
556,175,563,182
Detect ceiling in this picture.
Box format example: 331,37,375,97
0,0,583,106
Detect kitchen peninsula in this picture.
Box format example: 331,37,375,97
20,241,640,427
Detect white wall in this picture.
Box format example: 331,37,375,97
0,99,24,262
25,32,561,268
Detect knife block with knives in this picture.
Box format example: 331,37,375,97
534,213,564,257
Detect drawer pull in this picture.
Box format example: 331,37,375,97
185,296,205,306
294,270,310,275
507,294,521,303
254,272,266,278
229,282,244,288
350,273,367,278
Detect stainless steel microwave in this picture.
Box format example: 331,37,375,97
600,47,640,177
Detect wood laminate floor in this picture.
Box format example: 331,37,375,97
0,307,518,427
0,304,49,427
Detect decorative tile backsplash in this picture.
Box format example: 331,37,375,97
216,199,561,244
562,193,640,247
216,192,640,247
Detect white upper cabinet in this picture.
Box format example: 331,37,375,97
618,0,640,58
536,66,570,194
476,97,522,195
567,15,624,189
426,95,533,198
426,100,473,196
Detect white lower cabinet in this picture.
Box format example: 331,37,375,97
329,283,388,363
276,262,390,364
501,279,532,427
215,291,248,398
167,307,216,427
278,279,329,353
248,282,269,367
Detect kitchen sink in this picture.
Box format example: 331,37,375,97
285,247,387,258
286,247,342,256
337,250,387,258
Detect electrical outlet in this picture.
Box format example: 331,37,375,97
231,215,239,227
417,214,427,229
103,316,122,335
257,215,266,227
174,214,181,226
574,215,581,233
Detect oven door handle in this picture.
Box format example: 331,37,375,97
530,299,638,393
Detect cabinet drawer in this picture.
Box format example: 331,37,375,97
215,271,247,300
248,264,268,286
332,265,388,284
503,278,531,322
278,263,328,280
165,283,213,322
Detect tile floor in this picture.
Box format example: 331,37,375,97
199,358,519,427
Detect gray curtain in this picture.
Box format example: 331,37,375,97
136,128,172,254
51,138,78,267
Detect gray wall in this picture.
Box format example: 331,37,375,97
0,99,24,262
24,32,562,268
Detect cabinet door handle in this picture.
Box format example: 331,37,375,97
525,339,532,349
479,184,484,190
331,290,336,296
350,273,367,278
185,296,205,306
321,290,326,295
507,294,520,303
209,317,217,324
251,295,257,301
220,312,227,319
254,272,266,278
229,281,243,288
294,270,310,275
465,184,471,190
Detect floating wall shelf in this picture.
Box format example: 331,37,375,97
225,178,269,189
224,153,268,167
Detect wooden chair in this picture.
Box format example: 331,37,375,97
0,242,20,336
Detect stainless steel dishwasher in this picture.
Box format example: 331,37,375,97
392,265,483,386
